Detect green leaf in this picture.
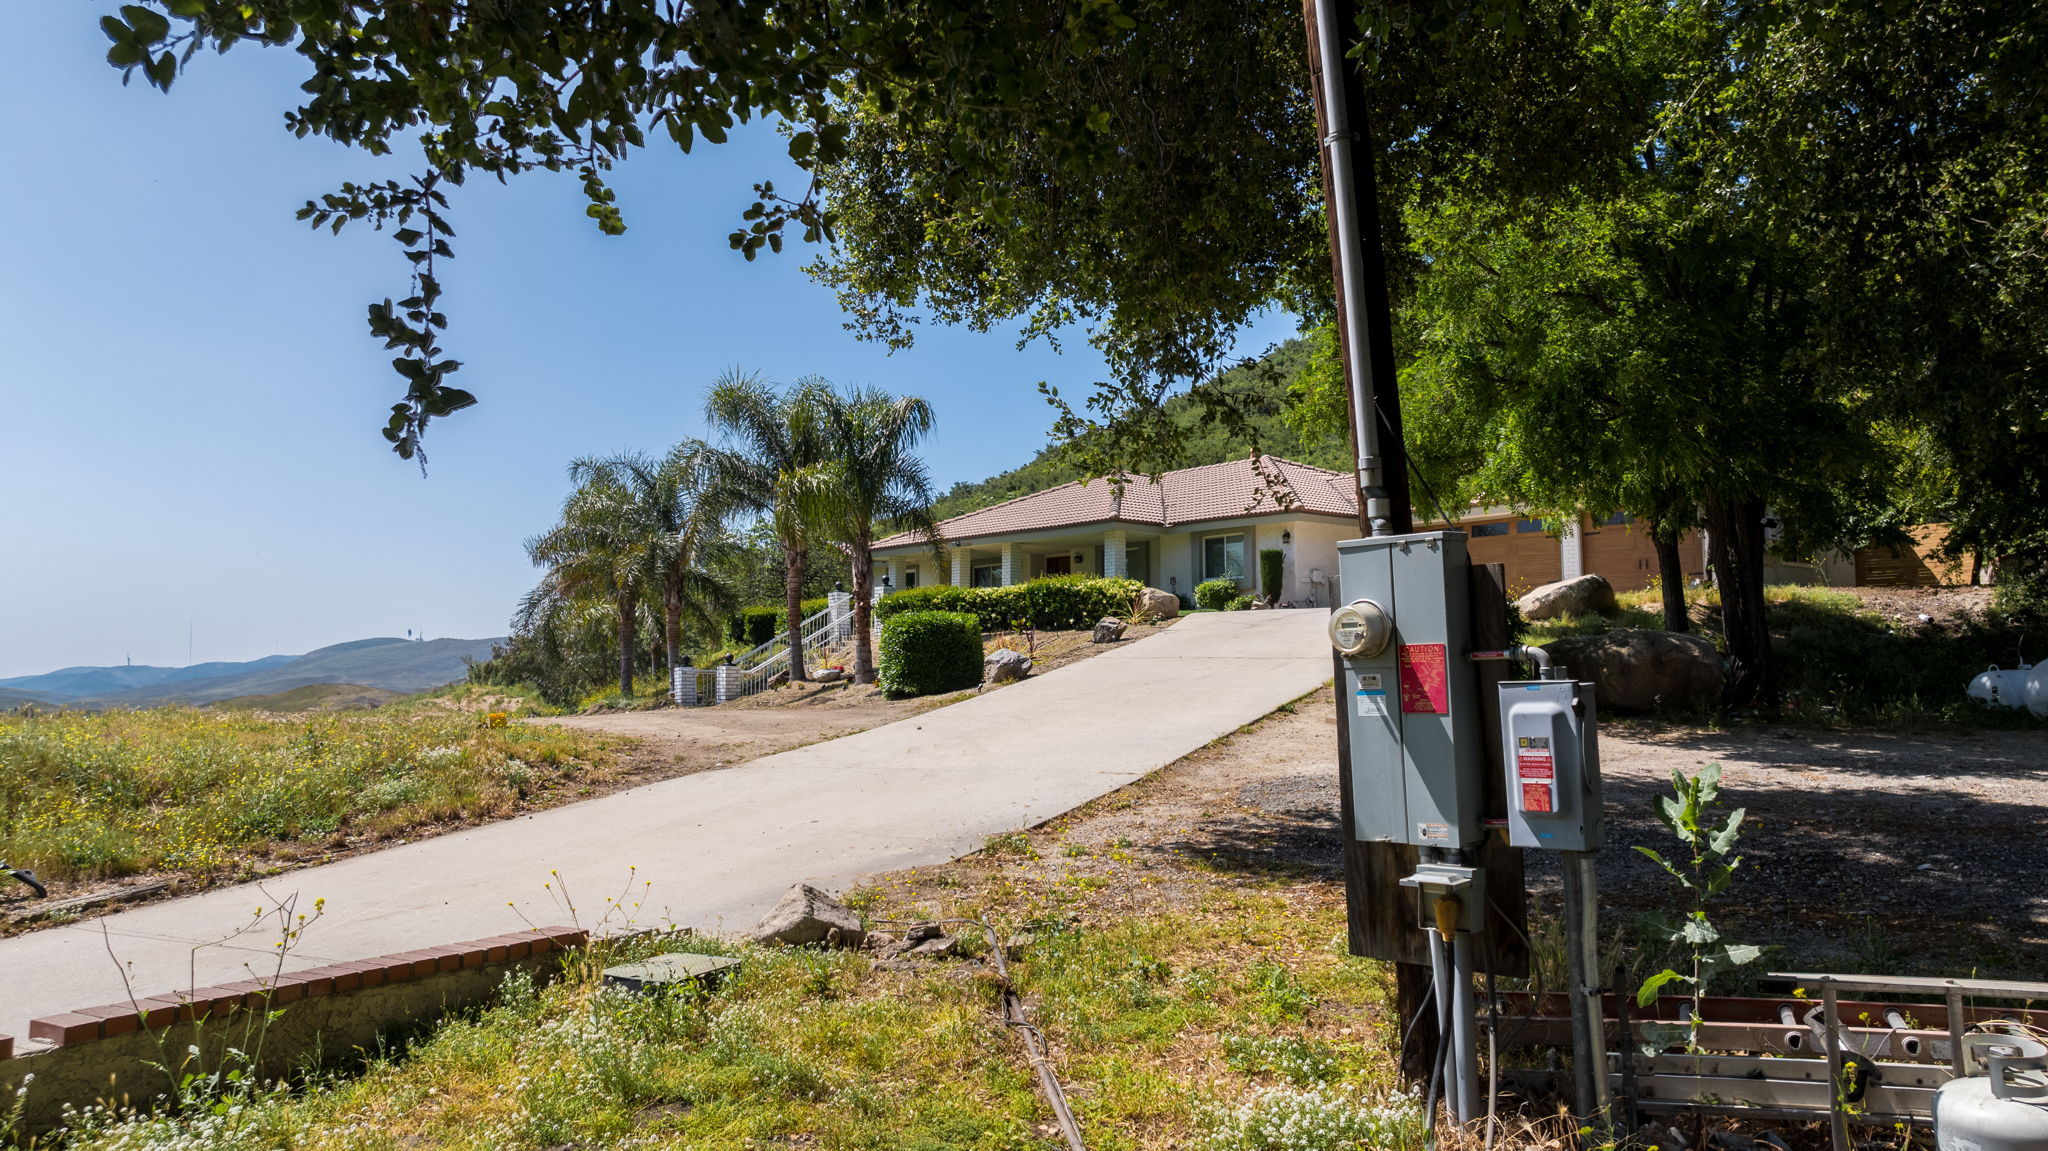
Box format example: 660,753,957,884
1707,807,1745,856
121,5,169,43
1679,915,1720,945
1698,942,1763,979
1637,968,1687,1006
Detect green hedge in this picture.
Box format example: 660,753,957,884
873,577,1143,631
878,611,985,698
1260,548,1284,604
727,597,832,648
1194,578,1240,611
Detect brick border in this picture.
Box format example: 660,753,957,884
23,926,584,1050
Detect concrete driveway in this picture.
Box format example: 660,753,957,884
1,609,1333,1045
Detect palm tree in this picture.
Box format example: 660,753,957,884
524,473,657,698
801,383,942,685
697,370,831,683
567,446,731,676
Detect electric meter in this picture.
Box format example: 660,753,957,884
1328,599,1393,657
1334,532,1485,848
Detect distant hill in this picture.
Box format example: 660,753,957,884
0,655,296,700
929,337,1344,521
5,637,504,707
212,683,405,713
0,689,56,711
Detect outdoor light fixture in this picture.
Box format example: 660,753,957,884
1282,529,1293,545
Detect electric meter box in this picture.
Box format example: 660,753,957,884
1334,531,1485,849
1498,679,1604,851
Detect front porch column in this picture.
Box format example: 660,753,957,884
1102,529,1127,578
883,557,902,592
1000,542,1021,585
951,548,971,587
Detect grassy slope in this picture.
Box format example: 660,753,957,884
931,338,1340,521
212,683,406,713
0,688,609,885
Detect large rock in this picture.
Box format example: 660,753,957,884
1543,629,1725,714
1133,587,1180,621
984,648,1033,685
1518,574,1619,621
1092,616,1128,643
751,882,866,948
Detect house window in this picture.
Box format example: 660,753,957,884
902,568,919,589
1516,518,1548,533
1599,511,1632,527
972,564,1002,587
1471,522,1510,537
1203,533,1246,581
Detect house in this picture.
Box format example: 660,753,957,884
873,454,1957,602
868,456,1363,605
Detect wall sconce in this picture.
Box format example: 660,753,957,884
1282,529,1293,545
1073,552,1084,563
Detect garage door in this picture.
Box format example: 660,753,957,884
1581,514,1707,591
1464,516,1562,594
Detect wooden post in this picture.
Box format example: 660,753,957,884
1469,561,1530,979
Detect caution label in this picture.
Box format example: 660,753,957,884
1516,735,1555,813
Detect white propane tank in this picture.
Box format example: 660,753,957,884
2028,663,2048,718
1969,666,2031,708
1935,1036,2048,1151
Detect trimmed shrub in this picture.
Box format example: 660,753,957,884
1260,548,1285,604
874,577,1143,632
878,611,984,698
727,597,832,648
1194,578,1241,611
1226,594,1256,611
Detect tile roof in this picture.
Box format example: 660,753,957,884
874,455,1357,550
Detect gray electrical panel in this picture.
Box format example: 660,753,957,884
1334,531,1485,849
1498,679,1604,851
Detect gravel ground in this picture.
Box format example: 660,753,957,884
1223,705,2048,979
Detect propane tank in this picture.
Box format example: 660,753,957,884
1935,1036,2048,1151
2028,663,2048,718
1969,666,2031,709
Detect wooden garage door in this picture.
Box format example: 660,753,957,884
1463,516,1562,594
1855,523,1964,586
1582,514,1707,591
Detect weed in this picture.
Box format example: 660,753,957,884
1635,764,1760,1052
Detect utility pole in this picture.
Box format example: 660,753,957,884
1303,0,1434,1085
1302,0,1414,541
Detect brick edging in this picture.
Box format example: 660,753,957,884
24,925,585,1050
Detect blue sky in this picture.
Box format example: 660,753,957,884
0,6,1299,679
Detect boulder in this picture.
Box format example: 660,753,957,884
1517,574,1619,621
750,882,866,948
812,667,845,684
984,648,1032,685
1133,587,1180,621
1092,616,1128,643
1542,629,1725,714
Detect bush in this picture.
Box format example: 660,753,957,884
727,597,832,648
877,611,985,699
1194,578,1241,611
874,577,1143,631
1259,548,1284,604
1226,594,1255,611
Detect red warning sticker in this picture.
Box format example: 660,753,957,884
1516,736,1555,813
1397,644,1450,714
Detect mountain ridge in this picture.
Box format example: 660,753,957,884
2,637,504,707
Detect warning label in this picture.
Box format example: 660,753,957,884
1397,644,1450,714
1516,736,1555,813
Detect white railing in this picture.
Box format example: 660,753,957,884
681,597,854,705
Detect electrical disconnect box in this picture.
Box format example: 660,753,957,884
1498,679,1604,851
1330,531,1484,849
